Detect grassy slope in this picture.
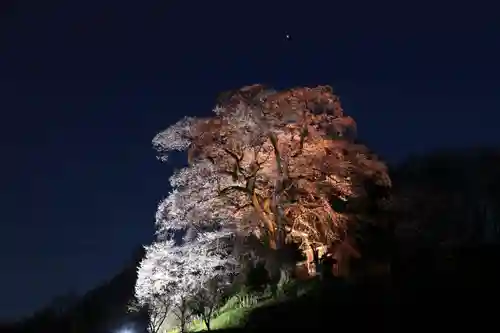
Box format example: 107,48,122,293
167,293,276,332
175,278,321,332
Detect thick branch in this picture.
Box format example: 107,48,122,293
218,185,252,196
252,191,277,249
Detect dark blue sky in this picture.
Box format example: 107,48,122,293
1,0,499,320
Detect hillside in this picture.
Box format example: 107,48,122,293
7,247,145,333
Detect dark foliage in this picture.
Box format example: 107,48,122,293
244,262,271,293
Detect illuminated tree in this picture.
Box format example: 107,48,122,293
137,84,392,330
135,230,237,332
153,84,391,252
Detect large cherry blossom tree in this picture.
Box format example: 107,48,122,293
136,84,392,330
152,84,391,251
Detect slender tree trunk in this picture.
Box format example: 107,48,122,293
204,318,211,332
176,298,188,333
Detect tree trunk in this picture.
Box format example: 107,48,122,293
204,318,211,332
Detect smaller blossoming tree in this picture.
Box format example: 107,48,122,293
135,230,237,332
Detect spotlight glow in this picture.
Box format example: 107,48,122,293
114,324,135,333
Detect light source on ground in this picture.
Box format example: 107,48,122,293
114,323,136,333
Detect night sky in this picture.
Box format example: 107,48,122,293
1,0,499,321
